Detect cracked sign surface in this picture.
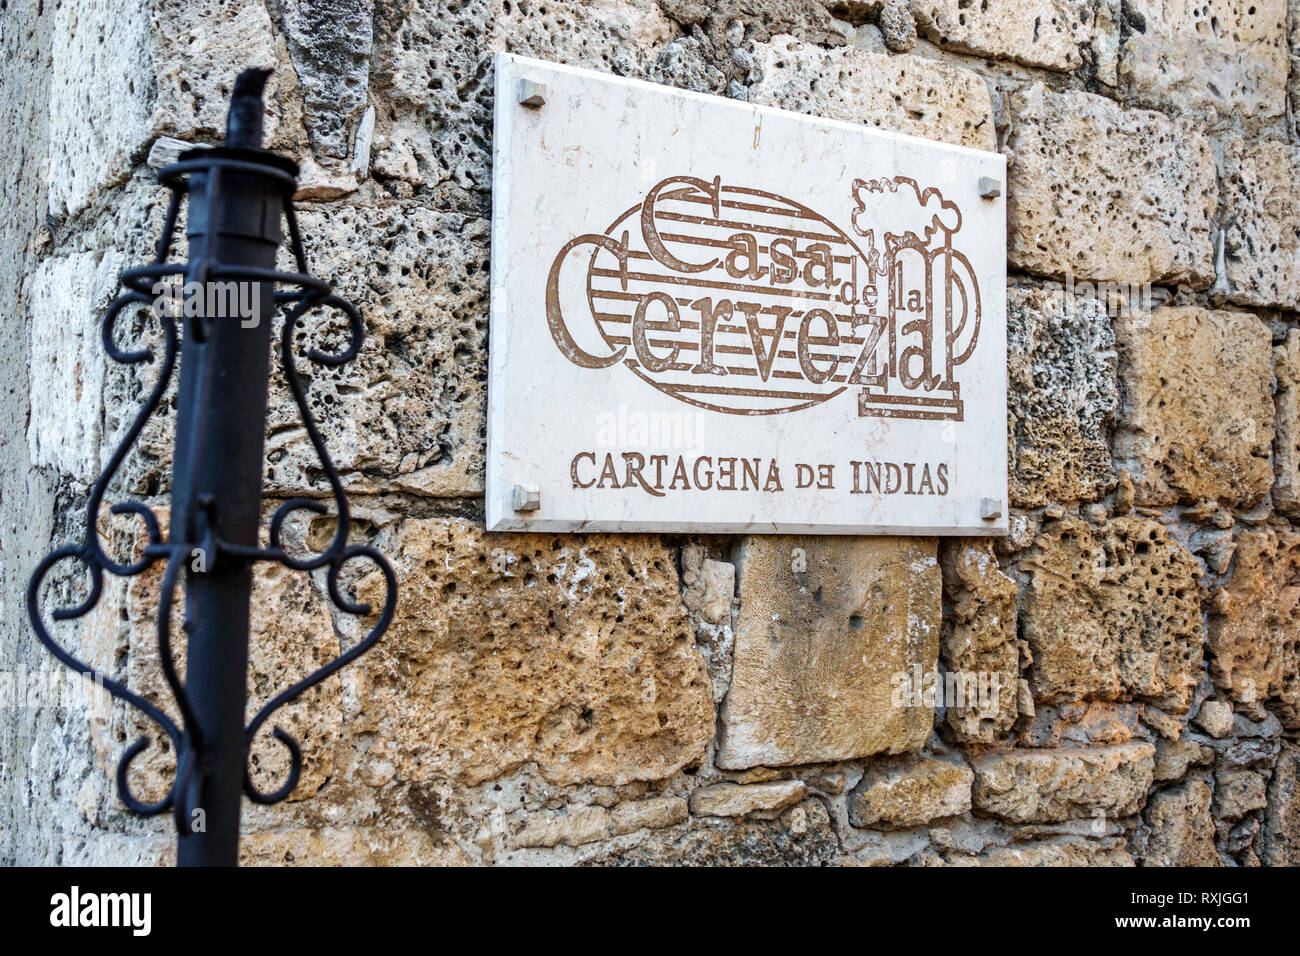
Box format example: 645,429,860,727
487,53,1007,534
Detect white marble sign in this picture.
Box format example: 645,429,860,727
487,53,1007,535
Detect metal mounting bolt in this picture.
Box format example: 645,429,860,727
978,176,1002,199
980,497,1003,520
512,484,541,511
518,79,547,108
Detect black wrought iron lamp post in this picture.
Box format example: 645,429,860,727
27,69,395,866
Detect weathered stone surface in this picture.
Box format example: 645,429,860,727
1208,528,1300,728
611,796,690,835
681,546,735,624
353,518,714,786
913,0,1094,71
940,540,1019,743
971,743,1155,823
1018,700,1142,748
1153,738,1214,782
1007,286,1117,507
750,36,997,150
1275,331,1300,519
1120,0,1288,118
1218,137,1300,310
1261,743,1300,865
514,805,612,849
1114,307,1275,508
266,198,490,497
950,838,1134,866
280,0,372,160
1006,84,1215,285
593,798,839,865
240,827,469,866
1194,700,1236,739
1291,0,1300,140
1020,517,1204,711
690,780,807,818
24,251,122,483
848,757,973,829
717,536,940,769
1142,779,1222,866
1215,771,1268,822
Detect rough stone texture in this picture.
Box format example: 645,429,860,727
1020,517,1205,712
971,743,1156,823
680,545,735,625
1142,779,1222,866
717,536,940,769
1006,286,1117,508
1216,770,1268,822
1005,84,1216,285
750,36,997,151
352,518,715,786
1218,137,1300,311
1208,528,1300,728
940,540,1019,743
689,781,808,817
848,757,974,829
1261,743,1300,864
1275,330,1300,519
8,0,1300,870
1114,307,1275,508
1194,700,1236,739
913,0,1094,71
1120,0,1289,119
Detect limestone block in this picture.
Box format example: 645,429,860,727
1261,743,1300,865
848,757,973,828
1194,699,1236,739
1007,286,1117,508
1153,738,1214,782
913,0,1095,71
1218,136,1300,310
25,251,122,483
749,35,997,150
610,796,689,835
1142,779,1222,866
513,805,612,848
239,827,469,866
1275,331,1300,518
945,839,1133,866
1208,528,1300,728
689,780,807,818
280,0,372,159
1006,84,1215,285
1215,771,1268,822
940,540,1019,743
1114,307,1274,508
717,536,940,769
1020,517,1204,712
1120,0,1288,119
266,199,490,498
352,518,714,786
681,546,735,625
971,742,1156,823
46,0,154,218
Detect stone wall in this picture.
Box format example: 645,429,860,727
3,0,1299,866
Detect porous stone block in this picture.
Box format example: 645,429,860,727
1020,517,1204,712
1208,528,1300,728
1113,307,1274,508
1261,743,1300,865
940,540,1019,743
1142,779,1222,866
1006,84,1215,285
351,518,715,786
750,35,997,150
971,742,1155,823
1275,331,1300,519
1120,0,1288,119
717,536,940,769
912,0,1095,71
1218,136,1300,310
689,780,807,818
848,757,973,829
1007,286,1117,507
